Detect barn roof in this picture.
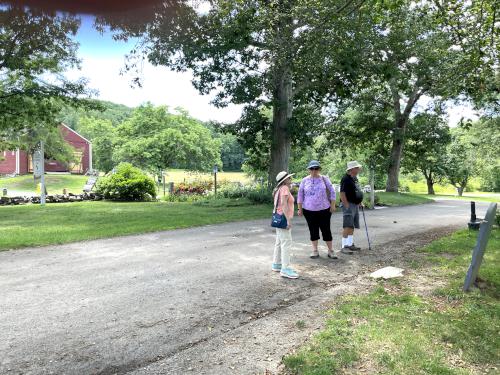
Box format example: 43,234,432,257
60,123,92,145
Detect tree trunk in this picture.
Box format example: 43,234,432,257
426,178,435,195
269,67,293,185
386,119,406,192
457,186,464,196
386,81,424,193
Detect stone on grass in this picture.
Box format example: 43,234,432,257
369,266,404,279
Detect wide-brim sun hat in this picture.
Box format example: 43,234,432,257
307,160,321,169
346,160,362,171
275,171,295,186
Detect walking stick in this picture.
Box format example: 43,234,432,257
361,206,372,250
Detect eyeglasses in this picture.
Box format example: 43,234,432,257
310,167,320,170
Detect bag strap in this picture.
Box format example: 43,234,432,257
322,176,331,202
273,186,282,213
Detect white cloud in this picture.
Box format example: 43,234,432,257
67,55,243,124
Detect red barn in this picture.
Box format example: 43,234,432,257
0,124,93,175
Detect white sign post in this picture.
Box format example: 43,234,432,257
33,141,46,205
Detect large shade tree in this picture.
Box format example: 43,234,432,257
0,5,92,144
336,0,498,192
442,127,479,196
113,104,221,172
114,0,371,183
402,113,451,195
432,0,500,112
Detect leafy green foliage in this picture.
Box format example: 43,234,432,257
113,104,221,172
96,163,156,201
327,1,490,192
463,117,500,192
403,113,451,194
117,0,372,181
218,182,272,204
0,6,93,138
442,128,479,196
77,117,116,172
11,123,78,167
432,0,499,111
57,100,133,129
218,133,245,171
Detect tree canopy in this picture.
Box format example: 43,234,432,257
113,104,221,172
0,5,94,143
118,0,372,182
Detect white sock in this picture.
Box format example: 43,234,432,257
348,235,353,246
342,238,347,248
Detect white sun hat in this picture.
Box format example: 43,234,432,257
346,161,362,171
275,171,295,186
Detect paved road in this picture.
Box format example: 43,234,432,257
0,200,492,374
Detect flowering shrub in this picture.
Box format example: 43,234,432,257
173,180,213,195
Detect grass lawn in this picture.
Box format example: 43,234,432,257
419,193,500,203
284,228,499,375
401,177,483,195
375,192,433,206
0,198,271,251
0,174,88,195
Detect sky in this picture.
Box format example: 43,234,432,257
69,15,243,123
69,15,478,126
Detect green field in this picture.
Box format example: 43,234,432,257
0,174,88,195
284,228,500,374
0,171,251,196
400,177,484,195
0,199,271,251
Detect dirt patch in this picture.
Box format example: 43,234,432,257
129,226,462,375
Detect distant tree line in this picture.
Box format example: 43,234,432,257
58,101,246,174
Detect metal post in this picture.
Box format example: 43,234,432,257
214,170,217,197
40,140,46,206
213,165,218,198
468,201,480,230
370,167,375,209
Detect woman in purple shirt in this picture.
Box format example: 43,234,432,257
297,160,337,259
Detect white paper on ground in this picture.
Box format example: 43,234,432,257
370,266,404,279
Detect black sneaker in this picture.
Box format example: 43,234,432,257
340,246,354,255
349,244,361,251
